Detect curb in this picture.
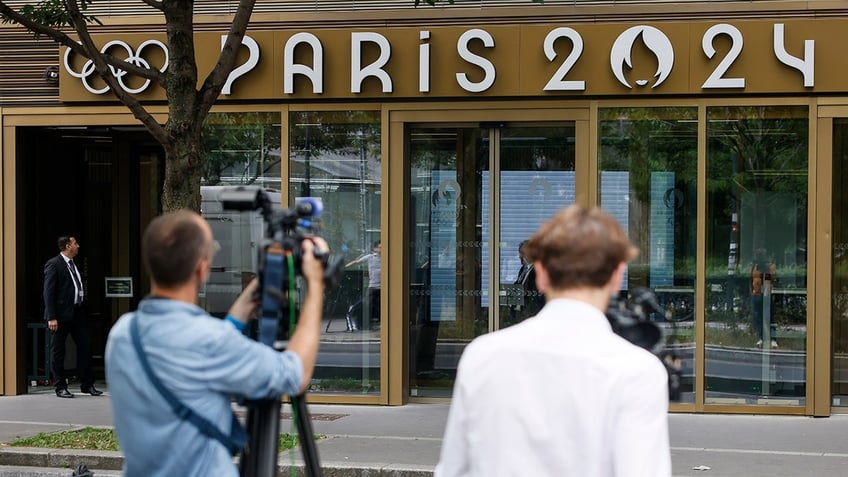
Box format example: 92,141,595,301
0,466,121,476
0,448,435,477
0,448,122,470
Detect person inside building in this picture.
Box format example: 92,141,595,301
509,239,544,324
435,205,671,477
105,210,328,477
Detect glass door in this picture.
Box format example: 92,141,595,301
704,106,809,407
832,119,848,409
496,126,577,329
598,107,699,404
407,123,575,398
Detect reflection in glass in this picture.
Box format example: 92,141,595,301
497,126,575,329
201,112,281,189
408,127,488,398
199,112,281,317
832,119,848,408
407,124,576,398
599,107,698,403
706,106,807,406
290,111,382,395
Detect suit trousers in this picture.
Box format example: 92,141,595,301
51,305,93,389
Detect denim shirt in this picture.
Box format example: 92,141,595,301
105,298,303,477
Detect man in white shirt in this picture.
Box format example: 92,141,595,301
435,205,671,477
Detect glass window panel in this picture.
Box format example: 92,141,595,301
497,126,576,329
290,111,382,395
706,106,808,406
832,119,848,408
201,111,282,189
407,124,575,398
599,107,698,404
199,112,281,317
408,126,489,398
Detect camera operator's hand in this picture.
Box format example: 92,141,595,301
287,237,328,393
227,278,259,325
301,238,329,289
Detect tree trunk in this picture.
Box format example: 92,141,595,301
161,132,203,212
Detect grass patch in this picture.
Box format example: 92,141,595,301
9,427,119,451
8,427,311,452
310,377,378,393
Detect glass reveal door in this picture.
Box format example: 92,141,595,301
832,119,848,408
598,107,699,404
407,124,575,398
705,106,808,406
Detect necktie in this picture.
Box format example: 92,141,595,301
516,265,528,285
68,259,83,304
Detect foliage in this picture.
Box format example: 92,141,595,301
9,427,118,451
598,107,699,287
200,112,281,186
1,0,100,34
7,427,308,452
0,0,259,211
309,377,378,393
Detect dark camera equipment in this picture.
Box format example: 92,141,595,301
221,185,344,477
606,287,683,402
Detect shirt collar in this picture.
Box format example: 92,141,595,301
137,297,207,317
536,298,614,332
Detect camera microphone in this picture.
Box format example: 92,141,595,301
296,197,323,217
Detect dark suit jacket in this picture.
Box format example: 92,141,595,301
515,264,544,315
43,254,78,322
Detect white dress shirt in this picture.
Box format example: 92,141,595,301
61,253,84,304
435,298,671,477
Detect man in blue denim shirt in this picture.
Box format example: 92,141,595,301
105,210,327,477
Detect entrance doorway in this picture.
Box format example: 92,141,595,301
18,126,161,389
406,123,576,398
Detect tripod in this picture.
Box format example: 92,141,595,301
239,392,322,477
216,186,343,477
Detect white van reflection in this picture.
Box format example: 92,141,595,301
199,185,282,316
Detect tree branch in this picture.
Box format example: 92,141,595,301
63,0,169,144
0,1,163,82
64,0,164,82
197,0,256,118
1,2,80,48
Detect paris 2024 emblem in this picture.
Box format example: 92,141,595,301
610,26,675,89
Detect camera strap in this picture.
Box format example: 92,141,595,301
129,313,248,455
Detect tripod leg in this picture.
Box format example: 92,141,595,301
239,398,281,477
292,394,323,477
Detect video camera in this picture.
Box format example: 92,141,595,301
606,287,683,402
220,185,344,345
220,185,342,477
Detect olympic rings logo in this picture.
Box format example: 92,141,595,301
63,40,169,95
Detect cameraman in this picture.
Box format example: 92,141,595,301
435,205,671,477
105,210,327,477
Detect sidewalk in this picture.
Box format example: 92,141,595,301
1,385,848,476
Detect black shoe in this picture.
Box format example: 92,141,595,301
56,388,74,398
80,385,103,396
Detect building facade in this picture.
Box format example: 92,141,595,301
1,0,847,416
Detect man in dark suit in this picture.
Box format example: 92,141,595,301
511,240,544,323
44,235,102,398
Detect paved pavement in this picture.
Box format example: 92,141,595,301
1,384,848,476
